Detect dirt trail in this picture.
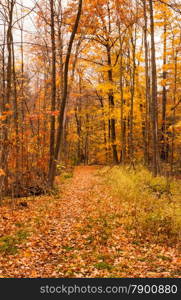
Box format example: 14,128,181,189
0,166,104,277
0,166,180,278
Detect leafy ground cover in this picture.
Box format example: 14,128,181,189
0,166,180,278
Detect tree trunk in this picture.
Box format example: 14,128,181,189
129,32,136,161
149,0,160,176
1,1,15,191
161,21,168,161
107,46,118,164
48,0,57,181
48,0,83,187
143,0,150,165
170,48,178,173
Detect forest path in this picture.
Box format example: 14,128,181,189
0,166,180,278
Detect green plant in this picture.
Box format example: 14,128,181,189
16,230,29,241
0,236,18,255
103,166,181,243
95,262,113,270
62,172,73,179
0,230,29,255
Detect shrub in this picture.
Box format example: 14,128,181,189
102,165,181,243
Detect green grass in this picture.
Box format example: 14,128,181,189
62,246,75,251
59,171,74,182
0,230,29,255
95,262,113,271
62,172,73,179
99,165,181,244
0,236,18,255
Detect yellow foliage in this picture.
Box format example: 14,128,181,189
0,169,5,176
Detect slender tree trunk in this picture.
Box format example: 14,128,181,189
170,48,178,173
12,37,19,177
57,0,64,110
48,0,83,187
96,92,108,161
85,113,89,165
0,23,7,195
161,21,168,161
2,0,15,190
75,76,82,164
20,18,25,173
129,31,136,162
75,105,82,164
119,37,126,163
143,0,150,165
107,46,118,164
48,0,57,181
149,0,159,176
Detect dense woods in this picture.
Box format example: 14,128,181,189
0,0,181,279
0,0,181,196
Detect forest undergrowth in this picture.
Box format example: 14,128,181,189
0,166,180,278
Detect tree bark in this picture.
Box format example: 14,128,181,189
48,0,83,187
48,0,57,181
149,0,160,176
143,0,151,165
107,46,119,164
161,21,168,161
1,0,15,190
